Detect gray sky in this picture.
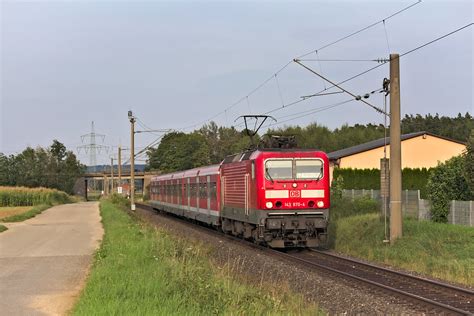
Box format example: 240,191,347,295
1,0,473,165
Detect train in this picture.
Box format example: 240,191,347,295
148,148,330,248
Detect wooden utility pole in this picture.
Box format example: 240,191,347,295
128,111,136,211
118,146,122,190
110,157,114,193
389,53,402,243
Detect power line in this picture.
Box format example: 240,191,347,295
399,22,473,58
293,59,388,115
264,99,355,129
261,22,473,120
298,59,381,62
176,1,421,132
295,0,422,58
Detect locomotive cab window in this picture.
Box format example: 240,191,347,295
265,160,293,180
295,159,323,179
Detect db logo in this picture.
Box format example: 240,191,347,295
290,190,300,198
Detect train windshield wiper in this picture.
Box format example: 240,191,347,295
265,168,274,183
315,166,323,181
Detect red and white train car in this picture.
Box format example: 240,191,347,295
149,148,330,248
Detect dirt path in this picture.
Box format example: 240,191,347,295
0,202,103,315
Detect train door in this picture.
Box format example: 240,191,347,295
186,178,190,209
177,179,181,205
206,176,211,213
199,176,207,211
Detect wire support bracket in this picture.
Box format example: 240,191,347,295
293,59,389,117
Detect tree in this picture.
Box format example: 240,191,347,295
464,129,474,194
0,141,84,194
0,154,11,185
147,132,211,172
427,156,472,223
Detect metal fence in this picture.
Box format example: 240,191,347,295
342,189,474,227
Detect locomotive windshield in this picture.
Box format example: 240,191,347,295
265,160,293,180
295,159,323,179
265,159,323,180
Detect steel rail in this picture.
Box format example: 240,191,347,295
311,249,474,296
135,202,473,315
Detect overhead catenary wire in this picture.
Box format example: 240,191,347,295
293,59,388,115
260,85,383,131
176,1,421,132
262,99,355,130
295,0,422,59
262,22,473,119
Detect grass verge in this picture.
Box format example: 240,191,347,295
0,224,7,233
73,200,320,315
331,210,474,286
1,204,51,222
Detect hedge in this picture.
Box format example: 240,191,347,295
333,168,432,198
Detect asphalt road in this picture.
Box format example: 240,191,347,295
0,202,103,315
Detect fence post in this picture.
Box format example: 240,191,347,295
371,189,374,199
470,201,473,227
452,200,455,225
417,190,421,219
352,189,354,200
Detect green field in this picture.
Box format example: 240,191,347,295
330,197,474,286
0,186,72,206
73,200,321,315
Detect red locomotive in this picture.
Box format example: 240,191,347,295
149,148,330,248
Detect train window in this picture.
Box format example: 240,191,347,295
265,160,293,180
190,183,196,197
210,182,217,198
199,183,207,199
295,159,323,179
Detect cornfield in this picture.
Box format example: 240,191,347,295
0,186,72,207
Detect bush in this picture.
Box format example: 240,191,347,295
427,156,472,223
108,193,130,208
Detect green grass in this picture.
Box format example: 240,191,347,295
73,200,320,315
1,204,50,222
0,224,7,233
332,213,474,286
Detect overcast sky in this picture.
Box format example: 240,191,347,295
1,0,472,165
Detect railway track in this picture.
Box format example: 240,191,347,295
287,250,474,315
136,202,474,315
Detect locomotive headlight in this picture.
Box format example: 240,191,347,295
266,201,273,209
317,201,324,208
292,183,297,188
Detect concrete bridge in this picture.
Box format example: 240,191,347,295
74,171,156,201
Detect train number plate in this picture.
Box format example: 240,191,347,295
290,190,300,198
284,202,305,207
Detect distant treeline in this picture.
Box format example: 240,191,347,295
0,140,84,194
147,113,473,172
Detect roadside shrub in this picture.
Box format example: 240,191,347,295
353,195,379,213
108,193,130,208
330,175,344,199
329,195,379,248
